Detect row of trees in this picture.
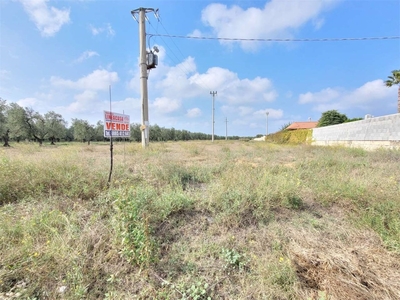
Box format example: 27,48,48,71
130,124,239,142
0,99,109,146
0,100,66,146
0,99,236,147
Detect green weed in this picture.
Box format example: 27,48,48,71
182,281,211,300
112,187,156,267
221,248,249,271
358,201,400,252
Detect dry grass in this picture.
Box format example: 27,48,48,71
0,141,399,299
287,209,400,300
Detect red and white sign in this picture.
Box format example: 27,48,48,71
104,111,130,137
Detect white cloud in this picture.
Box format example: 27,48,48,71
51,69,119,91
186,108,202,118
200,0,339,50
130,46,276,107
128,46,277,106
188,66,236,92
50,69,119,115
157,56,198,96
18,0,70,37
154,61,277,105
66,91,97,113
351,80,393,102
253,108,284,119
299,87,341,104
17,97,38,107
151,97,181,114
89,25,101,35
109,97,141,120
61,95,140,120
106,23,115,36
188,29,203,38
74,90,97,102
127,48,278,127
216,73,277,104
74,51,99,63
90,23,115,37
298,79,397,112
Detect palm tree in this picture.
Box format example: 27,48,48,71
385,70,400,113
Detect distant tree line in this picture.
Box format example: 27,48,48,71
129,123,240,142
0,98,240,147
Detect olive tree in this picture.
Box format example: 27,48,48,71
44,111,67,144
130,123,141,142
23,108,48,145
72,119,95,145
6,103,29,142
0,98,9,146
94,120,104,141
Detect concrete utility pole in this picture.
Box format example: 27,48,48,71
225,117,228,140
210,91,217,142
266,111,269,140
131,7,158,148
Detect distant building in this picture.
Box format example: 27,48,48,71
286,121,318,130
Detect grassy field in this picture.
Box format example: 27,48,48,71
1,141,399,299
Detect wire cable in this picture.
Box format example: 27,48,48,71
148,16,215,93
146,15,214,125
147,34,400,42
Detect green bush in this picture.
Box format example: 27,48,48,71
267,129,312,145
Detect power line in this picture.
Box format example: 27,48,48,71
158,17,189,64
148,21,186,69
146,17,199,124
151,16,215,92
148,33,400,42
147,14,220,130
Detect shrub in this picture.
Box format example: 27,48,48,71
317,110,348,127
267,129,312,145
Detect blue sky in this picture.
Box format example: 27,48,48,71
0,0,399,137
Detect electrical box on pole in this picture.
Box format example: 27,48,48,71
147,51,158,69
131,7,159,148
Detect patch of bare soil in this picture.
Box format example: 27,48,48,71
285,208,400,300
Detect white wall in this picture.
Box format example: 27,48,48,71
312,113,400,150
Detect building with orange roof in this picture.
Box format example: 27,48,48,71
286,121,318,130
